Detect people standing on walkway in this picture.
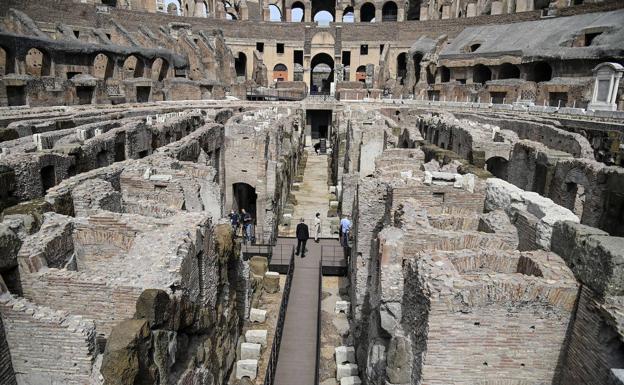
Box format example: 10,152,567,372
314,212,321,243
229,210,240,236
340,215,352,248
242,209,253,244
296,218,309,257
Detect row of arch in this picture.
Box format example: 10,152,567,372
0,46,172,82
396,52,553,85
268,1,399,22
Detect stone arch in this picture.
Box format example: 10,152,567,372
342,6,354,22
561,167,591,219
473,64,491,84
123,55,145,78
93,53,114,80
527,61,552,82
356,65,367,82
235,52,247,80
25,47,51,77
96,150,109,168
166,0,182,15
269,4,283,21
291,1,305,21
273,63,288,81
413,52,423,83
232,182,257,220
312,0,335,21
361,2,375,22
396,52,407,84
486,156,509,180
151,57,169,81
382,1,398,21
310,52,334,93
499,63,520,79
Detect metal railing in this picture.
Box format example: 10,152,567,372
264,246,296,385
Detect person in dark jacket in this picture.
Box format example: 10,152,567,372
295,218,309,257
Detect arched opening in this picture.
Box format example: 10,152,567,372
40,165,56,193
528,61,552,82
291,1,305,21
151,58,169,81
361,3,376,22
407,0,421,20
269,4,282,21
312,0,335,23
486,157,508,179
314,10,334,23
355,65,367,83
93,53,114,80
25,48,51,77
396,52,407,85
166,0,181,15
102,0,117,5
343,6,354,22
310,53,334,93
439,66,450,82
534,0,550,10
473,64,491,84
233,183,257,223
413,53,423,84
273,63,288,81
382,1,398,21
498,63,520,79
123,55,145,78
235,52,247,80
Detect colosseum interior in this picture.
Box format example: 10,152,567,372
0,0,623,384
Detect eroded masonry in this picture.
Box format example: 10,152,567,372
0,1,623,385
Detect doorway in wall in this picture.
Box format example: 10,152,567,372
6,86,26,106
136,86,151,103
307,109,332,140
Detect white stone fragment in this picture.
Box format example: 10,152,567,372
340,376,362,385
236,359,258,380
241,342,262,360
142,168,153,179
335,301,350,315
335,346,356,364
337,363,359,380
149,174,172,182
245,329,268,347
423,171,433,185
330,200,339,208
249,308,267,323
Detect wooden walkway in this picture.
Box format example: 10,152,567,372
273,237,324,385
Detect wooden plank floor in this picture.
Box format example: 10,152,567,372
273,237,322,385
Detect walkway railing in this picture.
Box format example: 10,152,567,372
320,244,348,275
264,247,296,385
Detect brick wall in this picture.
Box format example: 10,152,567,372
0,294,96,385
21,269,142,337
558,286,624,385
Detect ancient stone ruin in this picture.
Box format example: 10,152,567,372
0,1,623,385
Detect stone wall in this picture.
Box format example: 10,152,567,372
0,316,16,385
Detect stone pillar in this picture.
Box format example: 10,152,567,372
466,2,477,16
397,7,404,21
419,6,428,20
441,4,451,19
354,8,360,21
305,6,312,22
375,7,382,22
491,0,504,14
336,8,343,21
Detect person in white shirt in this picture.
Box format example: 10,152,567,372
340,215,352,248
314,212,321,242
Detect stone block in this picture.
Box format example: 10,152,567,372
249,256,269,277
335,300,350,314
337,363,358,380
236,359,258,380
335,346,356,364
340,376,362,385
249,308,267,323
241,342,261,360
245,329,268,346
264,272,280,293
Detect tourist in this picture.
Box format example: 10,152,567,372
242,209,253,243
340,215,352,248
314,212,321,243
229,210,240,236
314,142,321,155
296,218,309,257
